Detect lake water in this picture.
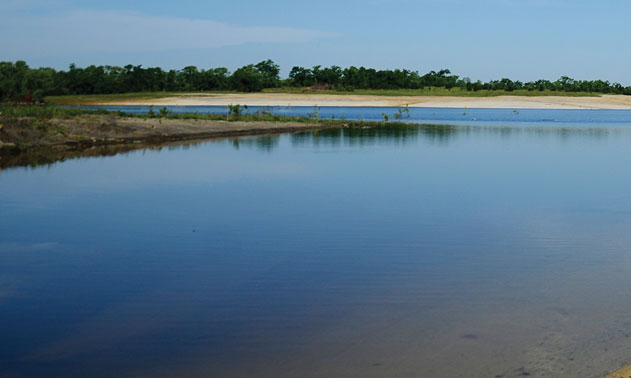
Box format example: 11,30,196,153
2,108,631,377
85,105,631,128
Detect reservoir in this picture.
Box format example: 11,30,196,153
2,108,631,377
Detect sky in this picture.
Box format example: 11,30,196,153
1,0,630,84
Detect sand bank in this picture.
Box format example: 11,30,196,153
96,93,631,110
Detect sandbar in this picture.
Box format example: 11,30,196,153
94,93,631,110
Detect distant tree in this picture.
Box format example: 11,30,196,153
231,65,265,92
288,66,313,87
23,68,55,102
0,61,30,101
255,59,280,88
341,66,367,89
121,64,152,92
202,67,230,90
555,76,577,91
2,60,631,100
165,69,178,91
458,77,472,90
315,66,342,86
420,69,459,88
180,66,201,91
498,78,516,91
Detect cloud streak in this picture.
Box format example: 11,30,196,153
0,10,336,57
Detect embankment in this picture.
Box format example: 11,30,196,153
0,114,339,169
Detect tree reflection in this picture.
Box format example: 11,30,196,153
0,124,618,171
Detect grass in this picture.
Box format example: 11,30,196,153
0,103,332,124
43,87,602,105
0,104,427,132
0,103,112,118
149,111,325,124
44,92,188,105
264,87,601,97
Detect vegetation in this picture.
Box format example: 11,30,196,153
0,103,323,124
0,103,111,118
44,92,185,105
264,87,600,97
0,60,282,102
286,66,630,94
0,104,429,133
2,60,631,104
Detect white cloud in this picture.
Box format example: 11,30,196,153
0,10,337,57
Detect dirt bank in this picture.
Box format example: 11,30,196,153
0,115,337,169
0,115,335,149
607,365,631,378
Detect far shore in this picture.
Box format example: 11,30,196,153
89,93,631,110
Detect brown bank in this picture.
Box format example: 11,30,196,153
0,114,338,170
608,365,631,378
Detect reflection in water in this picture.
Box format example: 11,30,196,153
289,123,613,149
291,124,427,146
1,123,617,172
0,138,223,171
230,134,281,152
2,120,631,377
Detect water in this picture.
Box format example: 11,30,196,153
2,111,631,377
83,104,631,128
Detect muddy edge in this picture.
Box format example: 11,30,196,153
0,115,344,169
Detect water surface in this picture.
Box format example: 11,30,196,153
86,104,631,128
2,116,631,377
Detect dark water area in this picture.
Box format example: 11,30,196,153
2,114,631,377
84,104,631,128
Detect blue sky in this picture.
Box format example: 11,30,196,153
2,0,630,83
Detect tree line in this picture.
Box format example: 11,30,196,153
288,66,631,94
1,59,630,102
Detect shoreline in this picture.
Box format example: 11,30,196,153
90,93,631,110
1,100,629,169
0,115,341,169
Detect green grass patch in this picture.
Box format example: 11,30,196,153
0,104,330,124
263,87,601,97
0,103,112,118
148,111,324,124
0,104,415,129
44,92,193,105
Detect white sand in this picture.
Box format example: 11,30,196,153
96,93,631,110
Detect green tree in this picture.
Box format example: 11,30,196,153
288,66,313,87
231,65,265,92
0,61,30,101
180,66,201,91
23,68,55,102
255,59,280,88
202,67,230,90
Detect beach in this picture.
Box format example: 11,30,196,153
93,93,631,109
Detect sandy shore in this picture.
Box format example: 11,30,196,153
96,93,631,110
